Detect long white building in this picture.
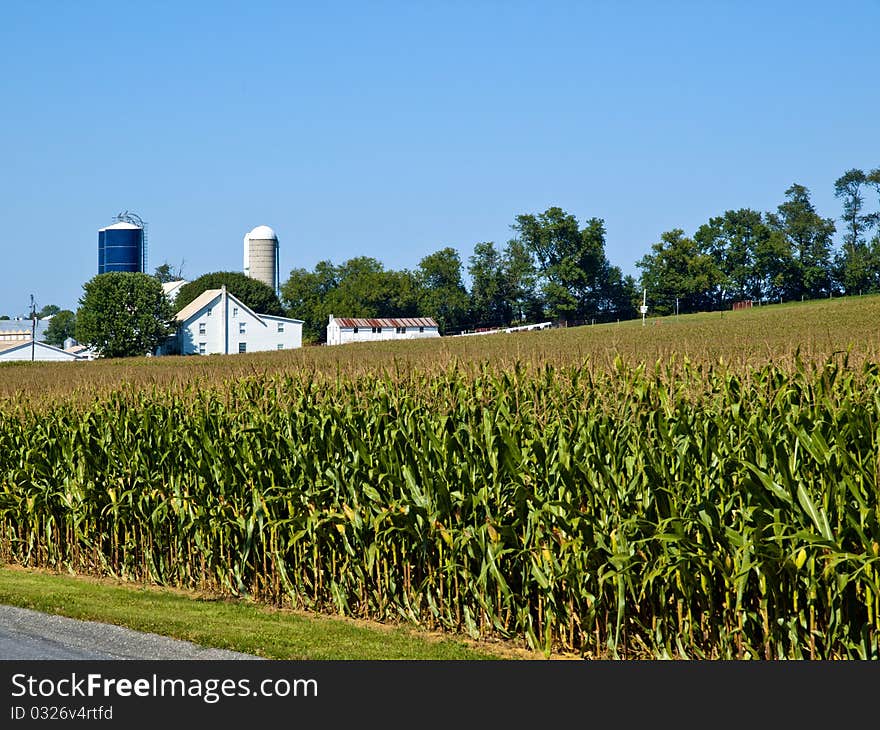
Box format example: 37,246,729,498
326,315,440,346
162,286,303,355
0,340,84,362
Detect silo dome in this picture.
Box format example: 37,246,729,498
243,224,280,293
247,225,278,240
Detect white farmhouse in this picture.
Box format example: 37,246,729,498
162,286,303,355
326,315,440,346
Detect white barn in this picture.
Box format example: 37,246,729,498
0,340,83,362
161,286,303,356
326,315,440,346
162,279,189,304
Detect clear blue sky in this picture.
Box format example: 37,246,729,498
2,1,878,317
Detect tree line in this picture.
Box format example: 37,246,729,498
282,167,880,341
15,165,879,354
638,169,880,314
283,208,637,342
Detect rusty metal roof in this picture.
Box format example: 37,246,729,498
333,317,438,329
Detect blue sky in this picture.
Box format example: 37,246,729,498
1,1,878,317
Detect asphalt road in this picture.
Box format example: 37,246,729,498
0,605,262,660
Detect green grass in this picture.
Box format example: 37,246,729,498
0,567,514,660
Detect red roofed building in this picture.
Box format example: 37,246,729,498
327,314,440,346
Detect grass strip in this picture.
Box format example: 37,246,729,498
0,567,512,660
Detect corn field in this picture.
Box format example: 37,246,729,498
1,352,878,658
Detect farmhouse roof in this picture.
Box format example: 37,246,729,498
173,289,263,325
174,289,303,326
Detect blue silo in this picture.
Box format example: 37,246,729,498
98,221,145,274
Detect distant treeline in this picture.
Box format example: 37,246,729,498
282,209,634,343
280,167,880,342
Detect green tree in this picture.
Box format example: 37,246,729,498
834,169,877,294
324,257,420,322
36,304,61,319
695,209,772,304
468,242,510,328
636,229,722,315
765,184,834,299
512,207,629,323
280,258,423,343
43,310,77,347
417,247,469,334
175,271,283,316
501,238,542,324
280,262,339,343
154,260,185,283
75,273,176,358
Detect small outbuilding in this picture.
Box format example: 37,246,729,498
326,315,440,346
0,340,84,362
162,279,189,304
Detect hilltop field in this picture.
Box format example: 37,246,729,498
1,296,879,659
2,294,880,402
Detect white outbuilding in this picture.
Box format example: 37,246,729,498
326,315,440,346
161,286,303,355
161,279,189,303
0,340,84,362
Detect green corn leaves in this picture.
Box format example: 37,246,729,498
0,358,878,659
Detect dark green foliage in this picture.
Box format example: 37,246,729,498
636,229,723,315
36,304,60,319
43,310,76,347
153,261,185,284
765,184,835,299
75,273,176,358
512,207,632,323
175,272,283,316
417,247,469,334
833,169,878,294
281,258,421,343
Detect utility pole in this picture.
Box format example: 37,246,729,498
640,288,648,326
29,294,36,362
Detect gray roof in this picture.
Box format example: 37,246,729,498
0,319,49,341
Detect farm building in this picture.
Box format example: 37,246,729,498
161,279,189,303
0,319,49,343
160,286,303,355
0,340,84,362
326,315,440,346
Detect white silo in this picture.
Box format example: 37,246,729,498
243,225,279,293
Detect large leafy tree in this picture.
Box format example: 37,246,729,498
501,238,543,324
636,229,722,315
281,262,340,343
765,184,835,299
417,247,469,334
833,169,878,294
280,258,421,343
153,260,185,283
694,209,774,304
43,310,77,347
36,304,61,319
175,271,283,316
468,242,511,328
512,207,629,323
75,272,176,358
